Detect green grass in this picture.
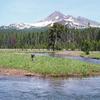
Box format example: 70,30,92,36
0,51,100,77
81,51,100,59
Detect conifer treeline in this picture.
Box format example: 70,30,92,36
0,25,100,51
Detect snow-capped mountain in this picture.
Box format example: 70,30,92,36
1,11,100,29
33,11,100,28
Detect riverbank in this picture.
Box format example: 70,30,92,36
0,68,44,77
0,68,100,78
55,51,82,56
81,51,100,59
0,68,29,76
56,51,100,59
0,50,100,78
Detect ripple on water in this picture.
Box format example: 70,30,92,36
0,76,100,100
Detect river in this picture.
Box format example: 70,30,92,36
0,76,100,100
31,52,100,64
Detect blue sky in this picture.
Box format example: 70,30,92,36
0,0,100,25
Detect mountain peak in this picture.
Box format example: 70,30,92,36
52,11,64,15
45,11,65,21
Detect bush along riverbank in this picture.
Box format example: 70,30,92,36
81,51,100,59
0,51,100,77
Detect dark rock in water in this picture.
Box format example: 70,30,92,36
25,73,35,77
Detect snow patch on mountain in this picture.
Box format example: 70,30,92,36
9,23,33,29
55,16,59,20
31,21,53,27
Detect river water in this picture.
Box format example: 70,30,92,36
54,54,100,64
0,76,100,100
31,52,100,64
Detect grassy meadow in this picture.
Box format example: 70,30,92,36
0,50,100,77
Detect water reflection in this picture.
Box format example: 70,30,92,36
0,76,100,100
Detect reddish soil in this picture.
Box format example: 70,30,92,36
0,68,33,76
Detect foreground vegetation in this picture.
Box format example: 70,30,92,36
0,51,100,77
